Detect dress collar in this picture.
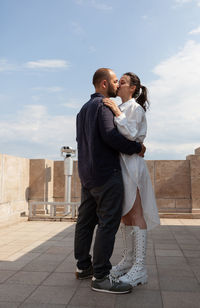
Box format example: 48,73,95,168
119,98,136,111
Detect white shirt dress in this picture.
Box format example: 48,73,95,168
114,98,160,230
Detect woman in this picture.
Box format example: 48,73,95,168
103,72,160,287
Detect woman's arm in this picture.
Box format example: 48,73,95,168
103,98,146,142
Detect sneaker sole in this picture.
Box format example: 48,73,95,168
91,287,132,294
75,273,93,280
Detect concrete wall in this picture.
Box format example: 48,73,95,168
0,154,29,227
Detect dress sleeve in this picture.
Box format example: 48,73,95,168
114,106,144,141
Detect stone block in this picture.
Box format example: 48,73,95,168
53,160,81,203
0,153,2,202
195,147,200,155
186,154,200,161
192,199,200,209
53,161,64,200
156,199,175,210
146,160,155,189
2,154,29,203
190,160,200,178
29,159,54,201
191,177,200,199
175,199,191,209
44,159,54,202
18,157,30,201
71,160,81,202
29,159,45,200
155,161,190,198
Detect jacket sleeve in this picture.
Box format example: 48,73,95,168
98,105,142,155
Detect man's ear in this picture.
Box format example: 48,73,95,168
101,79,108,89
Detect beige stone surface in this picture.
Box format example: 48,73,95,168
191,177,200,199
2,155,29,202
192,199,200,209
71,160,81,202
44,159,54,202
53,161,64,201
0,154,29,224
29,159,54,201
195,147,200,155
186,154,200,161
175,199,191,209
155,161,191,199
29,159,45,200
53,160,81,202
146,160,155,189
157,199,176,210
0,153,2,203
190,160,200,178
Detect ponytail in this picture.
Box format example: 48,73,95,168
124,72,150,112
136,85,149,112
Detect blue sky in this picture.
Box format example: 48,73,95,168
0,0,200,160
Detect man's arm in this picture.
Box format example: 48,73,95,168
98,104,142,155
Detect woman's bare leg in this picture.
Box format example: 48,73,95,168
122,188,147,229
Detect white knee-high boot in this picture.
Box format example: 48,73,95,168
119,227,148,286
110,223,135,278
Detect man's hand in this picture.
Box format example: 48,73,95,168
103,98,122,117
138,144,146,157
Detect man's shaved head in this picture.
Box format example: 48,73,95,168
92,68,112,87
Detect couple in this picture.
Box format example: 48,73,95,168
74,68,160,294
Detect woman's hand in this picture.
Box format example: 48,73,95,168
103,98,122,117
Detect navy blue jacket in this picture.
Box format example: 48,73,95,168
76,93,142,189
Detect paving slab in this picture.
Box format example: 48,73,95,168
0,219,200,307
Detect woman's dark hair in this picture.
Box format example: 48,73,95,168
124,72,149,111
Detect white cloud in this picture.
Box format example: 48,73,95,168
189,26,200,35
146,40,200,159
0,105,76,159
0,59,18,72
32,86,64,93
0,59,70,72
25,59,69,70
71,22,85,36
174,0,200,6
90,0,112,10
61,98,82,109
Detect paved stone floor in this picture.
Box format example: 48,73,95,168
0,219,200,307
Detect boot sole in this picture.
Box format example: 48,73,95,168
75,272,93,280
91,287,132,294
130,275,148,287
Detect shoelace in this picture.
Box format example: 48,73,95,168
108,274,120,285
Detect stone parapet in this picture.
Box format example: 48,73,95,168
0,153,29,227
1,145,200,224
186,147,200,213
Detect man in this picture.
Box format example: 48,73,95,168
75,68,145,294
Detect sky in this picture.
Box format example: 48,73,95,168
0,0,200,161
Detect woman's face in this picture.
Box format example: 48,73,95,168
117,75,134,100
